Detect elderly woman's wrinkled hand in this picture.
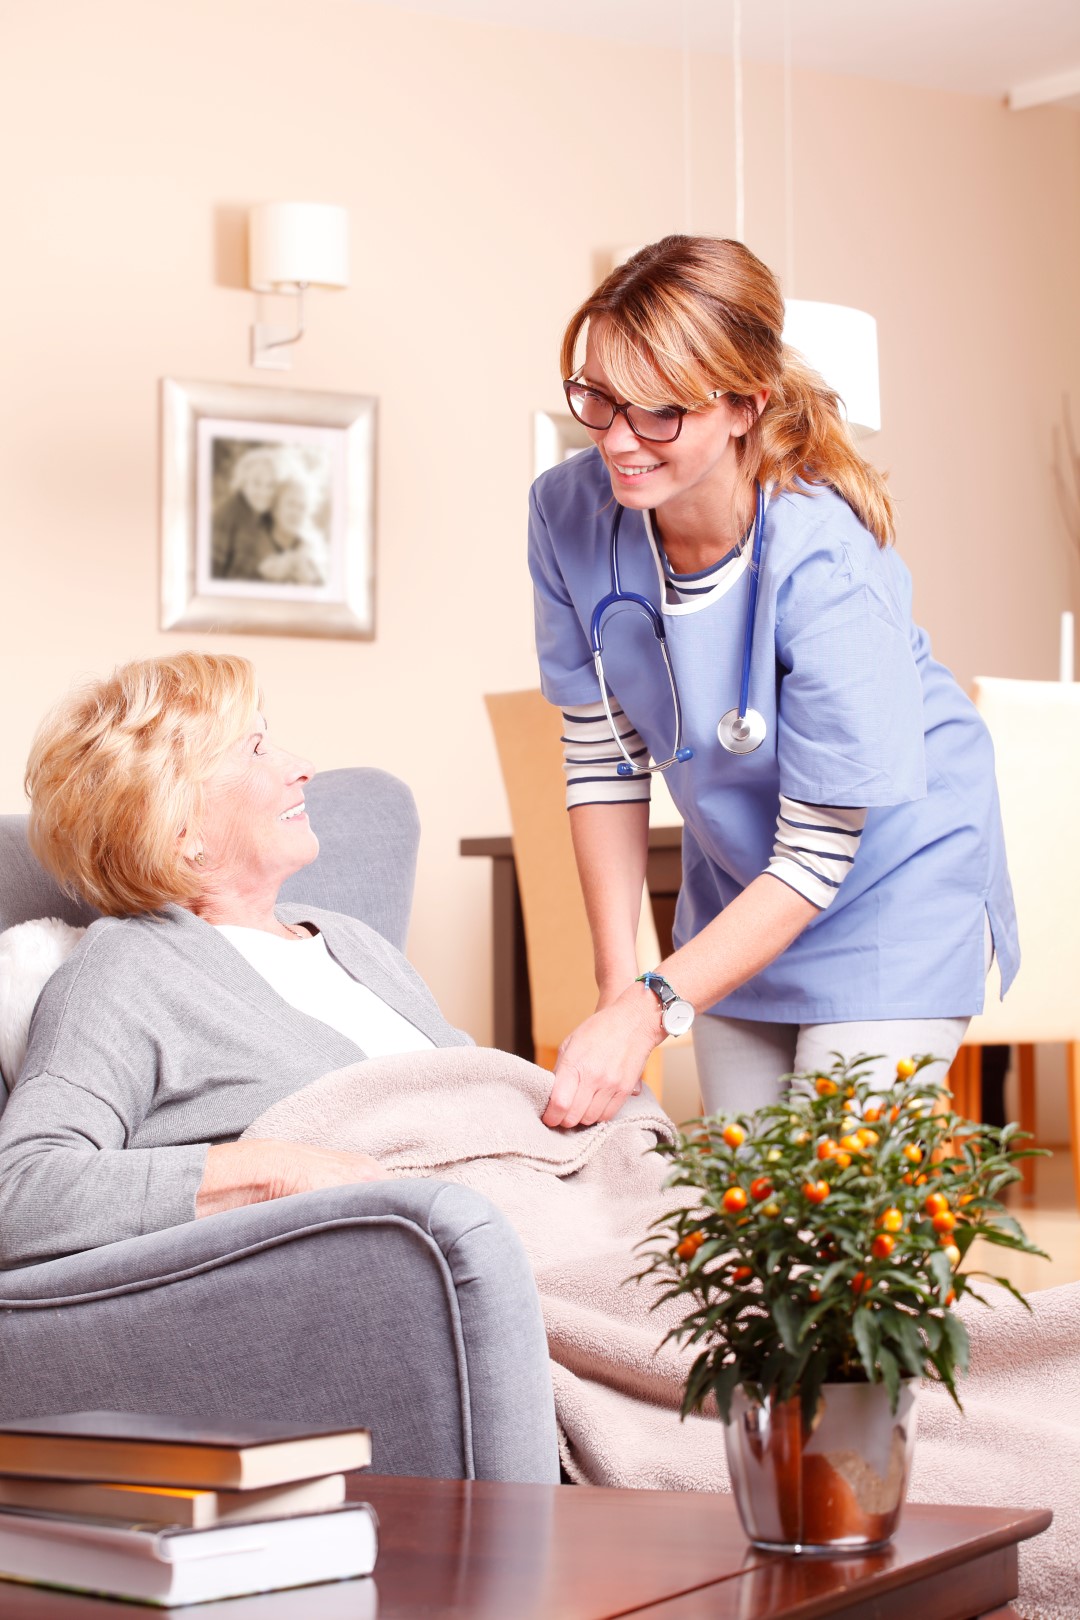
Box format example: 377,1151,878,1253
195,1138,389,1219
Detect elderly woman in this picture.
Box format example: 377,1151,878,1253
211,448,281,581
0,651,470,1267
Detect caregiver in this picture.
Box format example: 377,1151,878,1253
529,235,1017,1128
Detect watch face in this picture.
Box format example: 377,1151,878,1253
662,998,695,1038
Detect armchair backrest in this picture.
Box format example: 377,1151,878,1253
0,764,420,952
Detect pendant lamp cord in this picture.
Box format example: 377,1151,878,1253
732,0,745,241
681,0,693,233
783,0,795,293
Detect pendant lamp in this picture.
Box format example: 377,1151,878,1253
781,299,881,437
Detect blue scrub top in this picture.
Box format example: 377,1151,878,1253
529,448,1018,1023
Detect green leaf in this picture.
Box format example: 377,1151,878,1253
938,1309,970,1377
852,1308,880,1383
929,1248,954,1295
878,1344,901,1407
709,1360,744,1424
771,1294,801,1355
962,1270,1035,1310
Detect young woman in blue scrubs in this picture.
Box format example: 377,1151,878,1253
529,236,1017,1129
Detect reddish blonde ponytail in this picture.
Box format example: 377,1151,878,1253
561,235,895,546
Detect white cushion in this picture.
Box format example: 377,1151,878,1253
0,918,86,1089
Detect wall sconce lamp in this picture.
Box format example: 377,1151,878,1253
248,202,349,370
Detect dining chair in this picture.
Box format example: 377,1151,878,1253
484,689,699,1110
947,677,1080,1202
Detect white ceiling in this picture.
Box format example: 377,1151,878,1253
371,0,1080,105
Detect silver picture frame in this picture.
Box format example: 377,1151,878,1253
161,378,377,640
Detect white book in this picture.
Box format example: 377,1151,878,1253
0,1502,377,1608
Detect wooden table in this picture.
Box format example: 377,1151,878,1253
461,827,683,1061
0,1474,1049,1618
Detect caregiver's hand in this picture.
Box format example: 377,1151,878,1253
195,1139,390,1218
543,984,662,1129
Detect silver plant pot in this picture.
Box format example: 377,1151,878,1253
724,1380,918,1553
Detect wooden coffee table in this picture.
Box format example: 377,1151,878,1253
0,1474,1050,1618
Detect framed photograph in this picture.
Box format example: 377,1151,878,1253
533,410,592,479
161,378,376,639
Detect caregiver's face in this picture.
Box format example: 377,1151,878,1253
198,713,318,893
581,324,751,513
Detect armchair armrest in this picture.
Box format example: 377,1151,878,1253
0,1179,559,1484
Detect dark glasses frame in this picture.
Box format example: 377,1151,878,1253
562,377,725,443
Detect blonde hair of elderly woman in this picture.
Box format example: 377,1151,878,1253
561,234,895,546
26,652,259,917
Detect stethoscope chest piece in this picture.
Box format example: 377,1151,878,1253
717,707,767,755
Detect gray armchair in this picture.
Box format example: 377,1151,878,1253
0,768,559,1484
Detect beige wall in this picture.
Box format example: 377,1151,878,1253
2,0,1079,1039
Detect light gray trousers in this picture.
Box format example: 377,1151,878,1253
691,1014,970,1118
692,915,992,1117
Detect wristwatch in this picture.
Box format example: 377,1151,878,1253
636,971,695,1038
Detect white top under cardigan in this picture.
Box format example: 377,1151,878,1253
216,925,434,1057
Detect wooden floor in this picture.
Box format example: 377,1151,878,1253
970,1145,1080,1291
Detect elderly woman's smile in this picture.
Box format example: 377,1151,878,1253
195,716,319,923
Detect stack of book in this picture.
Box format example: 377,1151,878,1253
0,1410,376,1607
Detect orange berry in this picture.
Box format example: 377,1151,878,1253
864,1106,883,1124
915,1173,928,1185
851,1271,870,1296
871,1233,895,1260
722,1186,749,1214
958,1193,975,1207
749,1176,773,1201
896,1058,917,1080
878,1207,904,1233
832,1151,852,1169
857,1128,879,1148
761,1201,781,1218
802,1179,830,1204
889,1105,902,1122
808,1286,821,1302
816,1138,838,1160
722,1124,746,1149
932,1211,958,1235
945,1288,957,1306
902,1172,914,1186
839,1134,863,1155
731,1265,753,1283
903,1144,923,1164
815,1077,839,1097
924,1192,950,1217
675,1238,696,1260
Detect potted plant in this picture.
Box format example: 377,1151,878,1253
637,1054,1044,1553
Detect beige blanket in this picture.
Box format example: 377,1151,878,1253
243,1046,1078,1620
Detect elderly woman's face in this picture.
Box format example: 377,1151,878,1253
239,460,279,515
197,715,317,895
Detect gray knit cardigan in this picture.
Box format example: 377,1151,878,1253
0,903,470,1265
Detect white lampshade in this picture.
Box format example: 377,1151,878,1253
782,299,881,437
248,203,349,293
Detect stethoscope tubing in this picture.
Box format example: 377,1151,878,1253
590,481,769,773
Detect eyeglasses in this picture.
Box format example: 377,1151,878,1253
563,379,725,444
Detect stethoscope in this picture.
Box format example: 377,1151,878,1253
589,480,769,775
